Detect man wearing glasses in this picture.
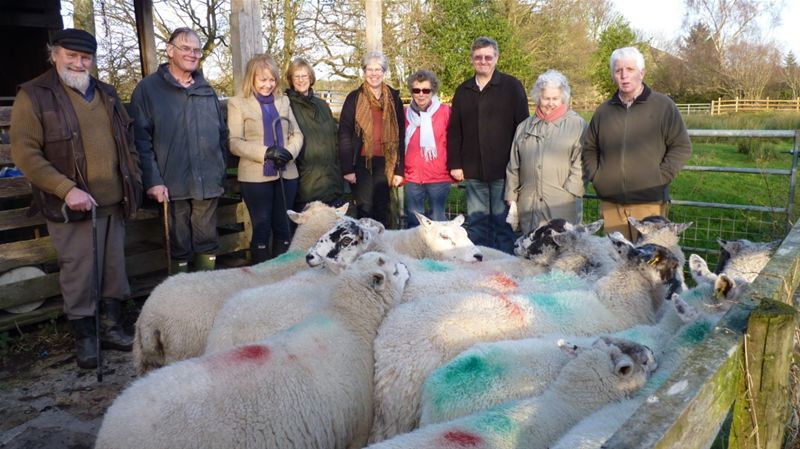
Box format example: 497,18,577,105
447,36,529,254
130,27,228,272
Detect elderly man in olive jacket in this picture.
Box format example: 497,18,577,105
582,46,692,240
447,36,529,254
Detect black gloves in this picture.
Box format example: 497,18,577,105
265,146,293,169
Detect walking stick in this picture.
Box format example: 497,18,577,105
271,117,293,237
91,205,103,382
163,199,171,275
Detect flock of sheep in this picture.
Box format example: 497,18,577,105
92,201,778,449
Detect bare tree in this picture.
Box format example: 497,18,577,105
782,51,800,98
724,38,781,98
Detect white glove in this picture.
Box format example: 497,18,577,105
506,201,520,231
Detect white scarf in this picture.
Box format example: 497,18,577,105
405,95,441,161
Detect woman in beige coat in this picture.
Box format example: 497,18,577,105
228,54,303,262
505,70,585,233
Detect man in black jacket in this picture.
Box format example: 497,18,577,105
130,27,228,272
447,36,529,254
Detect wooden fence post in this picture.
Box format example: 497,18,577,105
728,300,797,449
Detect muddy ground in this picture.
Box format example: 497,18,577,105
0,313,138,449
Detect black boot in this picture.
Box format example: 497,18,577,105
251,244,270,265
69,317,98,369
272,240,291,258
99,299,134,351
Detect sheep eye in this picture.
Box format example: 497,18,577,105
439,233,451,241
341,237,353,246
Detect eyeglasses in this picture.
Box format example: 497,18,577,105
172,44,203,56
472,54,495,62
411,88,432,94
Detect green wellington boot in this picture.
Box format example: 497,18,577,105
169,259,189,274
193,253,217,271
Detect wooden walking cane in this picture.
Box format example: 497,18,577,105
91,205,103,382
163,200,171,275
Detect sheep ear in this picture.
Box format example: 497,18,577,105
718,238,743,255
369,272,386,290
627,216,642,230
672,294,700,323
672,222,693,234
558,339,581,357
358,218,385,235
585,219,604,235
336,203,350,216
452,215,465,226
613,353,635,378
714,274,736,300
287,209,304,224
416,212,433,228
551,233,569,247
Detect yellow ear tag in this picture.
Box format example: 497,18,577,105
648,255,661,265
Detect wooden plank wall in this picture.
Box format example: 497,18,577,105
0,101,250,332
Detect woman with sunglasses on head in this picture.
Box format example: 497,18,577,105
505,69,586,233
402,70,455,227
284,58,344,211
338,51,405,227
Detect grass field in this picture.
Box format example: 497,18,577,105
441,112,800,267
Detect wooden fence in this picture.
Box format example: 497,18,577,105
676,98,800,115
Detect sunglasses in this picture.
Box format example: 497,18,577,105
412,88,432,94
472,55,495,62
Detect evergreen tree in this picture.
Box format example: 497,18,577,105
590,20,644,98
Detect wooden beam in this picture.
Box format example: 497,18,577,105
72,0,96,36
365,0,382,53
230,0,262,95
133,0,158,76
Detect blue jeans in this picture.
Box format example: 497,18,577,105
464,179,515,254
240,178,298,250
404,182,451,227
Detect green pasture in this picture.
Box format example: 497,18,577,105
442,112,800,266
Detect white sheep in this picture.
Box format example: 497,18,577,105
132,201,348,374
368,242,679,442
365,337,654,449
714,237,778,282
205,224,519,354
95,251,410,449
514,219,621,280
419,335,656,425
628,215,692,290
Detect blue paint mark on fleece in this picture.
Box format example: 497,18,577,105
269,251,304,265
471,404,518,437
419,258,452,272
284,315,334,334
524,292,578,320
528,270,588,293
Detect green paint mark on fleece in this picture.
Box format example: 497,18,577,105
419,258,452,272
428,353,506,413
677,319,712,346
527,270,588,293
524,292,577,320
284,315,333,334
472,404,518,437
269,251,304,265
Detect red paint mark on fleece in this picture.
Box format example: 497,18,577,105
495,294,525,323
224,344,271,365
240,266,254,274
487,273,518,292
443,430,483,446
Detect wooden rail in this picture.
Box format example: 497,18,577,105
711,98,800,115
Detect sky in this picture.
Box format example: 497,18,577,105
611,0,800,57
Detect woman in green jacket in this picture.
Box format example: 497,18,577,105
285,58,344,210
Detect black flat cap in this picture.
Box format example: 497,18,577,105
51,28,97,55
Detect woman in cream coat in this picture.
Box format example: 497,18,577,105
228,54,303,262
505,70,585,233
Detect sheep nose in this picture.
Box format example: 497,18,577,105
305,253,320,266
474,253,483,262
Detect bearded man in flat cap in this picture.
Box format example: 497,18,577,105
10,28,142,369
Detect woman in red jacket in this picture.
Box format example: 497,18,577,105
403,70,455,227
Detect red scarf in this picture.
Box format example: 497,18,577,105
535,102,568,122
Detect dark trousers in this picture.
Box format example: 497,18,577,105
354,156,390,226
46,207,130,319
240,178,298,250
168,198,220,261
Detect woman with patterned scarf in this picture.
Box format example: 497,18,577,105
228,54,303,263
338,51,405,227
403,69,455,227
505,69,586,234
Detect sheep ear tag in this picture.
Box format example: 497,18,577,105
647,254,661,266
